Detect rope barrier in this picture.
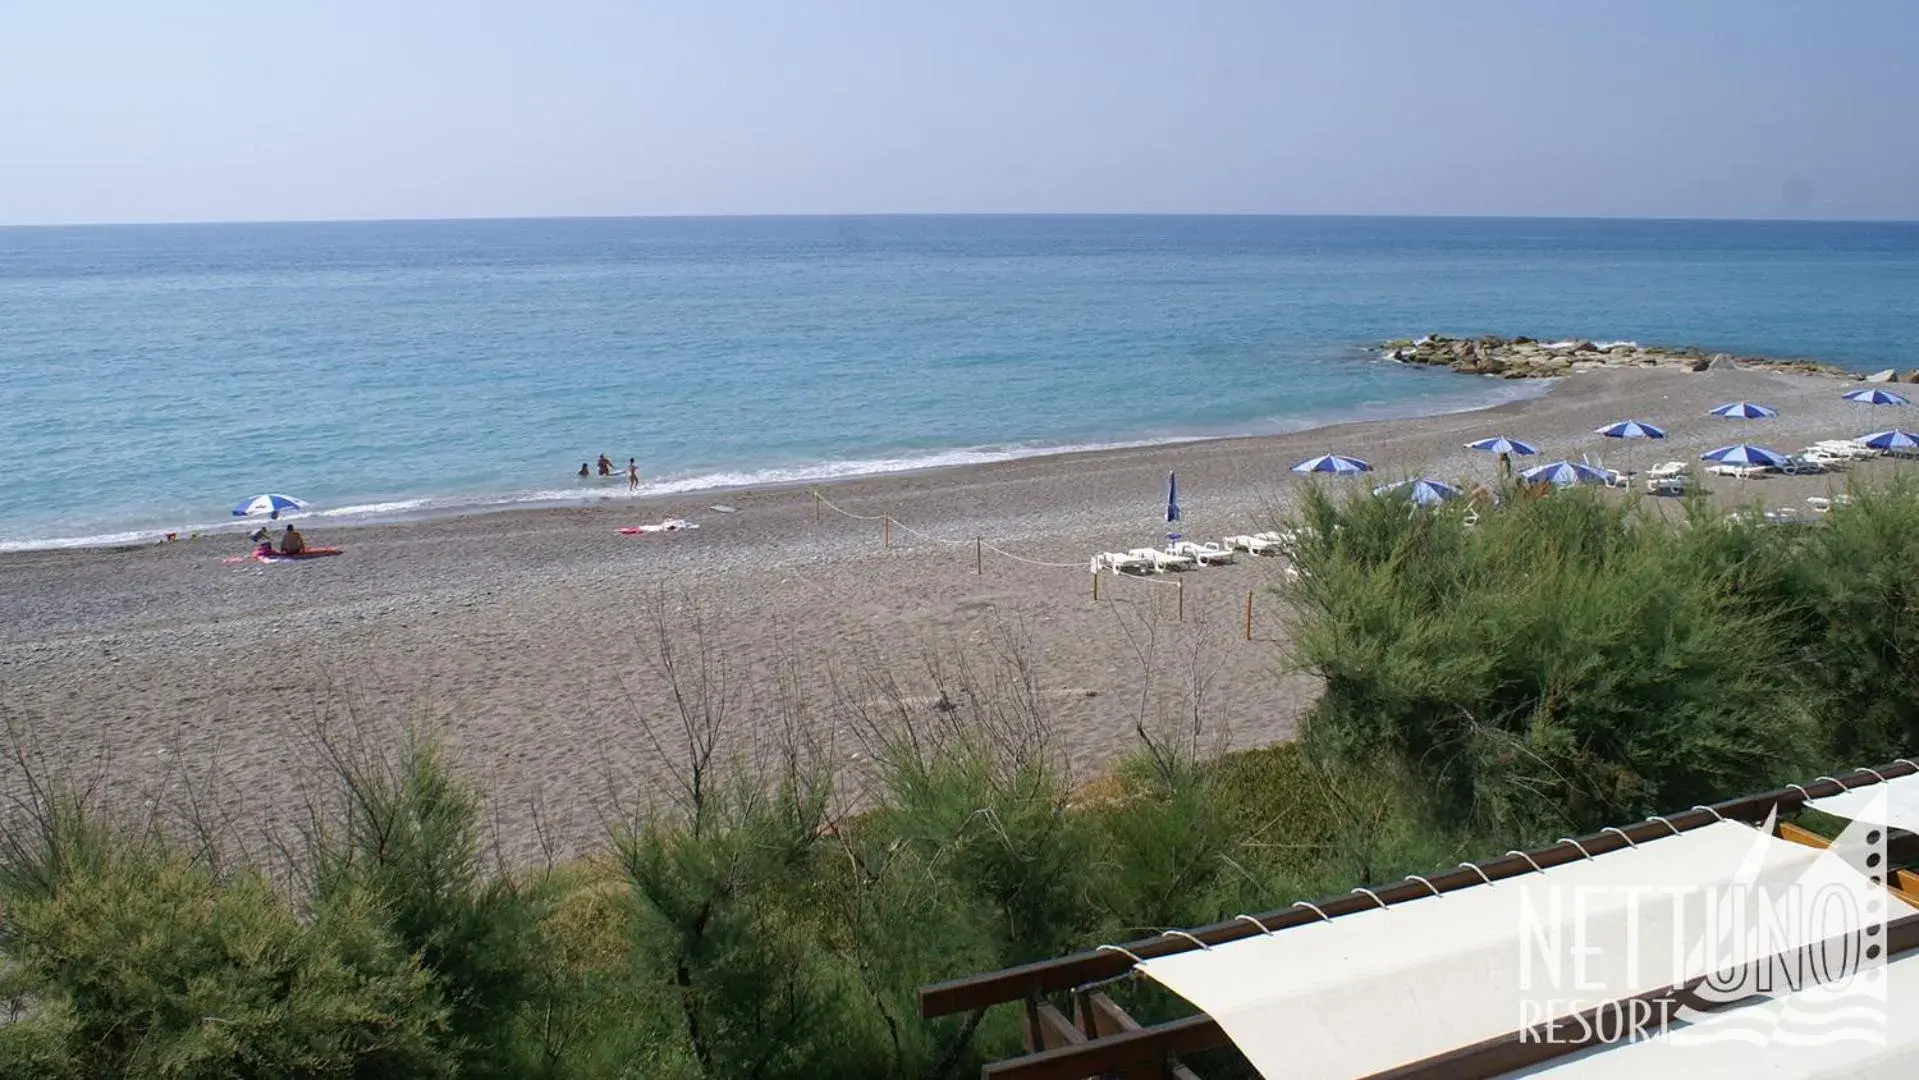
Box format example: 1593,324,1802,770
807,486,1254,632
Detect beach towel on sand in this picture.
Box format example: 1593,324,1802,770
619,519,698,535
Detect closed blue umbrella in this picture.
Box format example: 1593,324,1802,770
1595,420,1667,440
1858,429,1919,452
1372,478,1462,507
1465,436,1539,456
1709,401,1779,419
1702,444,1790,468
1520,460,1611,487
1292,453,1372,475
232,493,307,518
1166,471,1181,523
1843,387,1910,406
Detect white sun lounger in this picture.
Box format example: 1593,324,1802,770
1706,463,1770,480
1645,473,1690,495
1091,551,1154,575
1170,540,1236,566
1818,441,1881,460
1128,547,1196,572
1645,461,1689,479
1223,534,1283,555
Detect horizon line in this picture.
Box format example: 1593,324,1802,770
5,209,1919,230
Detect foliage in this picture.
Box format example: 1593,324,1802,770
7,480,1919,1078
1282,480,1913,836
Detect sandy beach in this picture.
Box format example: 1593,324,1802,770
0,363,1904,866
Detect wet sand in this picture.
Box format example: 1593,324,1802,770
0,364,1900,865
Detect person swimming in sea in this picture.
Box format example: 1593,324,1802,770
579,462,590,478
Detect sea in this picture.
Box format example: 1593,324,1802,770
3,215,1917,550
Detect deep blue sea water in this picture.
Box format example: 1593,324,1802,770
3,215,1917,549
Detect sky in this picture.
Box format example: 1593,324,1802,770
1,1,1916,225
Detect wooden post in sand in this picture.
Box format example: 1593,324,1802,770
975,538,983,575
1092,571,1100,601
1177,580,1184,622
1245,589,1254,641
813,490,820,524
883,516,891,551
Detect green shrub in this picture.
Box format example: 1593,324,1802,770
309,734,545,1077
1287,484,1820,835
0,799,449,1079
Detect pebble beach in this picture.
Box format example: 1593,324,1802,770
1,362,1906,866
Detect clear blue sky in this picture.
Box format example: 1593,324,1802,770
3,1,1915,225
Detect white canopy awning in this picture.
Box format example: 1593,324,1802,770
1138,821,1915,1080
1808,772,1919,836
1520,953,1919,1077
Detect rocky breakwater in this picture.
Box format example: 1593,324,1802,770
1382,334,1904,382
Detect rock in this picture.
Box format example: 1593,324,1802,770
1690,357,1712,372
1512,336,1534,345
1474,356,1507,375
1867,368,1899,383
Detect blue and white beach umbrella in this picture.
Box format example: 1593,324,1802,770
1165,471,1181,523
1464,436,1539,456
1858,430,1919,452
1843,387,1910,407
232,493,308,517
1372,478,1462,507
1701,444,1791,468
1709,401,1779,419
1595,420,1667,440
1292,453,1373,475
1520,460,1611,487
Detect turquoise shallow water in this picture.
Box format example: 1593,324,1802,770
3,215,1917,548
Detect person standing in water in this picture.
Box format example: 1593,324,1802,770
597,454,613,476
627,458,640,491
578,463,590,478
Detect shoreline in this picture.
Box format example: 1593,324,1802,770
0,371,1551,555
4,362,1904,868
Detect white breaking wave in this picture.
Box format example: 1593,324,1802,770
0,381,1552,553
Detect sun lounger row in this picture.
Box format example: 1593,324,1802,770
1091,548,1194,574
1093,532,1308,574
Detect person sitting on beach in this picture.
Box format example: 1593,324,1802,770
279,523,306,556
579,462,590,478
249,527,273,558
597,454,613,476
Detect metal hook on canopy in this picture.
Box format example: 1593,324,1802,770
1557,837,1596,860
1403,874,1443,897
1234,914,1276,935
1646,815,1682,836
1601,827,1638,848
1351,887,1388,909
1691,804,1726,822
1458,861,1496,885
1816,775,1852,791
1292,900,1332,922
1096,944,1144,965
1785,784,1814,802
1855,766,1889,784
1896,759,1918,771
1506,850,1545,873
1161,930,1210,951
